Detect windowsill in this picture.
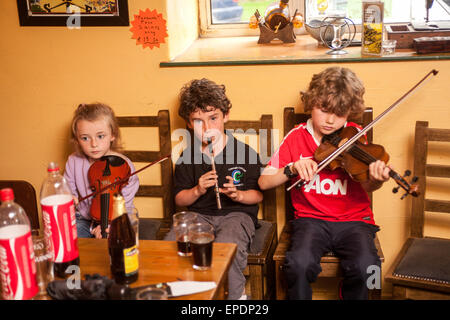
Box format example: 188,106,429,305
160,34,450,67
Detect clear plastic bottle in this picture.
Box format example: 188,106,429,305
0,188,38,299
40,162,79,278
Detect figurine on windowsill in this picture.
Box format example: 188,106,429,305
249,0,303,44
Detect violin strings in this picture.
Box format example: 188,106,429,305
348,145,377,165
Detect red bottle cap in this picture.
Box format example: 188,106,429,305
0,188,15,202
47,162,60,172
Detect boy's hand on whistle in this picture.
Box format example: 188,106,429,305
196,170,218,196
219,176,242,202
292,158,318,182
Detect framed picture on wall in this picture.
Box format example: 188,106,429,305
17,0,129,26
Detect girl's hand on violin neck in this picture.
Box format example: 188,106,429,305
196,170,218,195
91,225,109,239
369,160,391,182
72,195,79,206
293,158,318,182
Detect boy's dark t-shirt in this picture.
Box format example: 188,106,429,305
174,132,262,226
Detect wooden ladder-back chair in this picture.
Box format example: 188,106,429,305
0,180,40,230
273,107,384,300
224,114,278,300
117,110,174,240
385,121,450,299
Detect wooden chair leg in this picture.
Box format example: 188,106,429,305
392,285,407,300
275,262,287,300
249,264,263,300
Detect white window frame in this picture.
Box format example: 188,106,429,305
200,0,450,38
199,0,306,38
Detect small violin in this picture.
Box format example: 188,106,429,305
314,126,419,199
78,154,171,238
88,155,131,238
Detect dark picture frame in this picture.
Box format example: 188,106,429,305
17,0,129,26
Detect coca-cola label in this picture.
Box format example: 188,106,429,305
41,195,79,263
0,225,38,300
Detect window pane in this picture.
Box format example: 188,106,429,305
211,0,276,24
305,0,412,24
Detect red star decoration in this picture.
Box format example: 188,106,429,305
130,9,168,50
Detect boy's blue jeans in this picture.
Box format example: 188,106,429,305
284,217,380,300
76,213,94,238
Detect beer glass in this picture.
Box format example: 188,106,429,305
173,211,198,256
31,229,54,297
188,222,215,271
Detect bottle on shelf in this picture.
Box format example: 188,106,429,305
264,0,291,31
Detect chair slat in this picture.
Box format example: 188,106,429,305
226,120,262,131
122,151,161,163
424,199,450,213
136,185,165,197
427,128,450,142
426,164,450,178
117,116,159,127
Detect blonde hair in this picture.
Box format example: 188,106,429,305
301,67,366,121
71,103,122,154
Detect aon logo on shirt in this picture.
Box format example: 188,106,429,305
303,176,348,195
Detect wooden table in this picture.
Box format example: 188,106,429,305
77,238,236,300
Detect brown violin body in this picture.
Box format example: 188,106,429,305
315,126,389,182
314,126,419,198
88,155,131,238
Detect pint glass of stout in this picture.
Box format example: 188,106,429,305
173,211,198,256
188,222,215,271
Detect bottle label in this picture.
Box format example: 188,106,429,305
0,226,38,300
123,245,138,276
41,195,79,263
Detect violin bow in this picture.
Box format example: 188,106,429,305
287,69,439,192
78,154,171,203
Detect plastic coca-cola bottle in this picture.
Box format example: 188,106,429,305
40,162,79,278
0,188,38,300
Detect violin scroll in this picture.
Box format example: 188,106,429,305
391,170,420,199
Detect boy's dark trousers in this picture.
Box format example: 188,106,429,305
284,217,381,300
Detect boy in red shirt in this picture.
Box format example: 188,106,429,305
259,67,390,299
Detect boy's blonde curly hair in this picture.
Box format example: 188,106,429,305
301,67,366,121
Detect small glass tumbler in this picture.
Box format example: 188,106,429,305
188,222,215,271
136,287,168,300
382,40,397,55
31,229,54,297
173,211,198,257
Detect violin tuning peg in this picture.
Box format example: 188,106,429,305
412,176,419,183
400,192,408,200
404,170,411,177
392,187,399,194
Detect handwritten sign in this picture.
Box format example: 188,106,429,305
130,9,168,50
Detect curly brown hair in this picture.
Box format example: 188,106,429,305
301,67,366,121
70,103,122,155
178,78,232,121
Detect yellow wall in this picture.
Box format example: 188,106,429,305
1,0,449,298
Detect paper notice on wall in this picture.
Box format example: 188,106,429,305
130,9,168,50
